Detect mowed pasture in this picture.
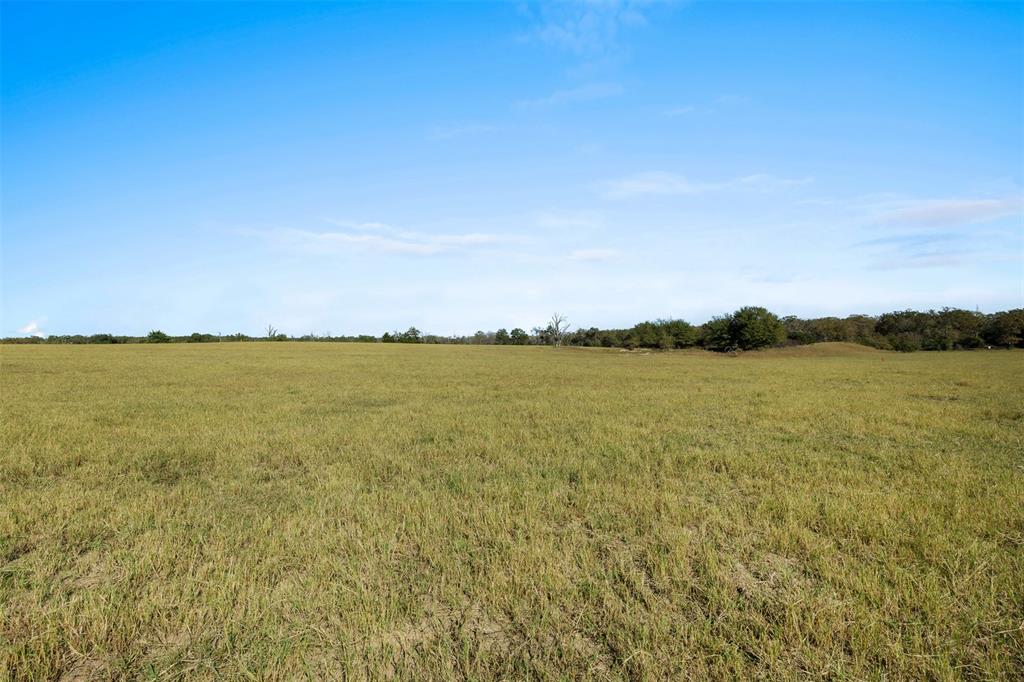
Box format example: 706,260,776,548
1,342,1022,680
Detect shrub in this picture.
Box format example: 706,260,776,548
888,332,922,352
731,307,786,350
702,308,785,351
983,309,1024,348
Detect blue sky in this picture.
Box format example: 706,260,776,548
2,1,1022,337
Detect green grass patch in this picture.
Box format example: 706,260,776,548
1,343,1022,679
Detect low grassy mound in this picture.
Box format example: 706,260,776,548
755,341,888,357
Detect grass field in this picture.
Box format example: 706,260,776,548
2,342,1022,680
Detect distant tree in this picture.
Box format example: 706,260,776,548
983,309,1024,348
494,328,510,345
889,332,922,352
397,327,422,343
875,310,930,350
731,307,786,350
874,309,966,352
701,316,735,351
625,321,670,349
568,327,604,347
600,329,626,347
266,324,278,339
382,332,394,343
702,307,784,351
660,319,697,348
935,308,984,348
546,313,571,347
147,330,170,343
510,328,529,345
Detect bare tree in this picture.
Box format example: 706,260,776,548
549,313,570,347
266,324,278,340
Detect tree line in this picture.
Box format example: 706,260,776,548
4,307,1022,352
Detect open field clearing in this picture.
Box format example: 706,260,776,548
1,342,1022,679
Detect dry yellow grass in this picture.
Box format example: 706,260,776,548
1,342,1022,679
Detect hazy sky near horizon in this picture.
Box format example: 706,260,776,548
3,1,1022,337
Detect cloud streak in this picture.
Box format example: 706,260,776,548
241,222,521,257
603,172,812,199
428,123,501,140
853,232,973,270
873,196,1024,228
525,0,653,56
518,82,623,108
663,105,695,117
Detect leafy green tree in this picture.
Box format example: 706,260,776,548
567,327,604,347
983,309,1024,348
702,308,785,351
147,330,170,343
397,327,422,343
661,319,697,348
494,328,510,345
510,328,529,345
936,308,984,348
889,332,922,352
701,316,735,351
730,307,786,350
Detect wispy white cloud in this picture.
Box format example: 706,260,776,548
430,233,512,246
663,105,695,117
873,196,1024,228
518,82,622,107
569,248,618,262
604,172,716,198
524,0,654,56
853,232,972,270
321,219,392,231
868,253,968,271
17,320,46,337
240,222,520,257
244,228,445,255
428,123,501,140
603,171,812,199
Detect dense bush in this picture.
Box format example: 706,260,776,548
983,309,1024,348
702,307,785,351
624,320,697,349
